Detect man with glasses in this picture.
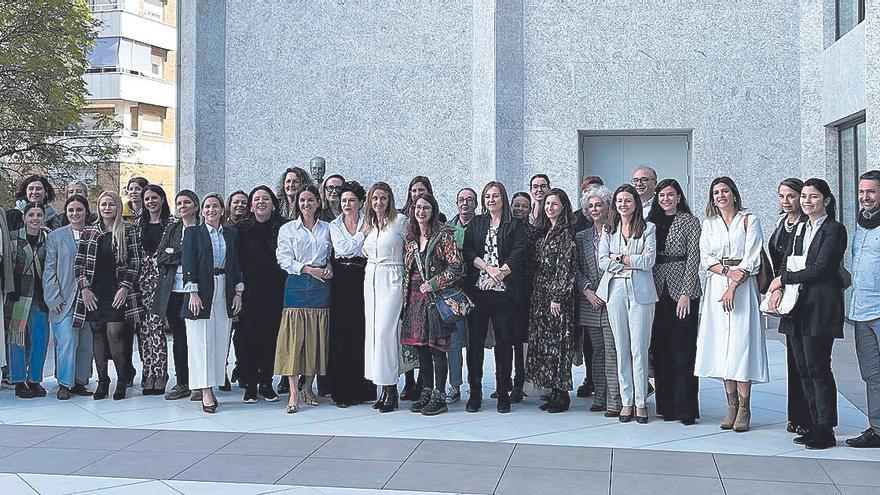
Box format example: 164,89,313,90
529,174,551,225
631,166,658,218
446,187,477,404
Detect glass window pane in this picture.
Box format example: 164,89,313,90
840,126,857,244
838,0,863,38
857,122,867,175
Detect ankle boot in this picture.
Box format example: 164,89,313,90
379,385,398,413
113,381,127,401
548,389,571,413
720,392,739,430
94,381,110,400
733,395,750,432
539,389,559,411
373,386,388,409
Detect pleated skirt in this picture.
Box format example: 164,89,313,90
274,274,330,376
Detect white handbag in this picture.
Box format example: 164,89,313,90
760,223,807,316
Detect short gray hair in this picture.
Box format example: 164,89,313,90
634,165,657,180
579,185,612,211
67,179,88,190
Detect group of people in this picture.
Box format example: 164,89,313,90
1,165,879,451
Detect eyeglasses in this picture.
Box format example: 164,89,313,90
631,177,655,185
457,197,476,204
531,184,549,190
325,185,342,192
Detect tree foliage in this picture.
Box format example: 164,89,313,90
0,0,132,206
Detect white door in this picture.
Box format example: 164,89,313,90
581,134,691,195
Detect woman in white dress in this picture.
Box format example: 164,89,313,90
694,176,769,433
363,181,410,413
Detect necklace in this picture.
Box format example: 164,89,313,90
783,217,796,233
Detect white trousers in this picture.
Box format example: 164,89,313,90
185,275,232,390
605,278,655,408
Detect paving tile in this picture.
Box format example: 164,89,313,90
174,453,303,483
278,458,402,489
408,439,514,466
165,479,299,494
723,479,842,495
311,436,421,461
715,454,832,483
33,427,156,451
508,444,611,471
0,473,37,494
497,466,610,495
18,473,150,495
612,449,718,478
0,446,22,461
386,461,504,494
0,425,71,447
74,450,207,479
839,486,880,495
0,447,112,475
611,472,725,495
217,433,329,457
123,429,242,453
819,458,880,486
87,480,181,494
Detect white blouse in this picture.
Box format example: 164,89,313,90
330,212,366,258
276,218,332,275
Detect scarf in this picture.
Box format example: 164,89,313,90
858,208,880,230
654,212,676,253
8,228,46,346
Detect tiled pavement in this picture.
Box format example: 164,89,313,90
2,331,879,493
0,425,879,494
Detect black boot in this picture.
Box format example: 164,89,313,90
379,385,398,413
539,389,559,411
113,381,127,401
466,386,482,413
410,388,433,413
401,371,420,401
509,386,525,403
373,386,388,409
94,381,110,400
548,389,571,413
497,388,511,414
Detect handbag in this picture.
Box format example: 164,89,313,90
743,215,773,294
760,223,806,316
413,241,474,323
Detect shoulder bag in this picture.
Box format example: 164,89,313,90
413,241,474,323
760,223,806,316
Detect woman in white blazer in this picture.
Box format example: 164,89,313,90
597,184,658,424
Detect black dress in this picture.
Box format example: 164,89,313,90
236,217,287,389
86,233,124,323
768,215,811,430
329,255,376,405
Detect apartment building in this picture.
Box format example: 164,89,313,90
85,0,177,192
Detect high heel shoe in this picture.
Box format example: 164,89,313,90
202,400,217,413
379,385,398,413
619,407,634,423
373,386,388,409
635,407,649,424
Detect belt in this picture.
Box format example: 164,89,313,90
656,254,686,264
720,258,742,266
336,257,367,268
212,268,226,275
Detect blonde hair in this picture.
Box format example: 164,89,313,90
363,182,398,235
97,191,127,263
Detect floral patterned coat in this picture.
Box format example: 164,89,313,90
401,225,464,314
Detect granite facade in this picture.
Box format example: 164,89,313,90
178,0,874,231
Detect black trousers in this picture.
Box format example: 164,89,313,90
467,292,514,394
237,307,281,388
418,346,448,391
787,335,812,428
166,293,189,386
790,335,838,428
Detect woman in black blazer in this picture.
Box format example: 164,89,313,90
768,178,847,450
181,194,244,413
462,181,526,413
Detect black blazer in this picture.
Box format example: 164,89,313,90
462,214,526,302
779,218,847,339
180,224,244,320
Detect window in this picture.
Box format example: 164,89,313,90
836,0,865,39
140,113,164,136
143,0,164,21
838,117,867,246
150,54,163,78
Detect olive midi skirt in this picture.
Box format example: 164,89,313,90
274,274,330,376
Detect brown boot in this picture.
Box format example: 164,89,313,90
734,395,751,432
720,392,738,430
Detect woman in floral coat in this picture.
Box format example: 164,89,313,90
527,188,576,413
400,192,464,416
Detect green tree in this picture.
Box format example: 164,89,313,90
0,0,132,206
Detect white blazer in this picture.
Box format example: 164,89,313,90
596,222,658,305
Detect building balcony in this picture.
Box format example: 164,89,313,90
119,131,176,168
84,70,176,108
88,1,176,50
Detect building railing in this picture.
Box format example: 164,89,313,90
87,0,125,13
85,67,174,85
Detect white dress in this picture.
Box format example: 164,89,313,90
363,215,408,385
694,212,770,383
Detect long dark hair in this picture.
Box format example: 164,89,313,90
480,181,512,222
139,184,171,228
608,184,646,238
64,194,91,219
802,178,837,220
705,176,744,218
15,174,55,203
401,176,434,214
536,188,572,236
648,178,691,223
293,185,323,221
406,192,443,242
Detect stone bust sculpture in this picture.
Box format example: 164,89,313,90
309,156,326,184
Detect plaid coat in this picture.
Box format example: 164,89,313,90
3,227,48,345
73,221,144,328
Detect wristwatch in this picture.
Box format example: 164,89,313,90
721,266,729,276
